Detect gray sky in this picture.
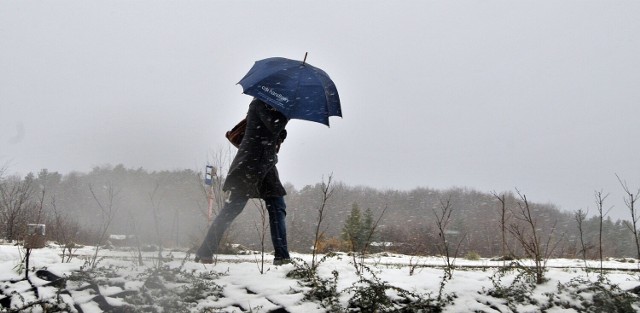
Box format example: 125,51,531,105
1,1,639,219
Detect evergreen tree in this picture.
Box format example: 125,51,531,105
360,208,375,244
341,204,379,251
342,203,363,251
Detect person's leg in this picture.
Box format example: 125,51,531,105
264,196,290,262
196,193,248,260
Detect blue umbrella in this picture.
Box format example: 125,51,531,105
238,55,342,126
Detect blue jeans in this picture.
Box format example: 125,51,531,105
197,194,290,260
265,196,290,260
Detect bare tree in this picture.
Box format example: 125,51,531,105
594,190,611,276
311,175,334,269
573,208,589,268
31,188,46,225
491,191,510,263
127,211,145,266
616,174,640,259
148,182,166,267
50,196,81,263
88,183,120,270
507,190,563,284
0,175,34,241
253,200,268,274
21,185,46,281
433,196,465,279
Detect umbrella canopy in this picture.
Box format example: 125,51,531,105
238,57,342,126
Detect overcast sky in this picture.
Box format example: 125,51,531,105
1,1,639,219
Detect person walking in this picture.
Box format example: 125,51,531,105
195,98,291,265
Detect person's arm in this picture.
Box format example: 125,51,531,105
254,100,288,135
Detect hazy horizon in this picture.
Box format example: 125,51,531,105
2,1,639,220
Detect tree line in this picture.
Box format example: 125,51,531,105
1,164,638,259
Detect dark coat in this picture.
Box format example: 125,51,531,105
223,99,288,198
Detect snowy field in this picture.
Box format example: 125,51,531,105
1,244,640,312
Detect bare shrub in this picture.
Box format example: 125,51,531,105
88,183,120,270
573,208,591,269
311,175,335,269
594,190,611,276
49,197,81,262
433,196,465,279
507,190,564,284
617,174,640,259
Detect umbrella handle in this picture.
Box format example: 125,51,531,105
302,52,308,65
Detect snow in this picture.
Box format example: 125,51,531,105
1,244,639,312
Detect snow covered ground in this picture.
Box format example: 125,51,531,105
1,244,639,312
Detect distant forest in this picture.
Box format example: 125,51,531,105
1,164,638,259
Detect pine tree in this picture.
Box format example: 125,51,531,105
342,203,362,251
360,208,375,245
